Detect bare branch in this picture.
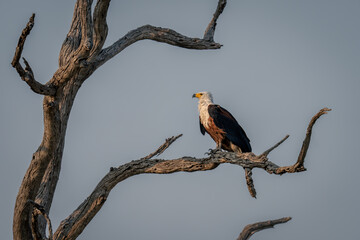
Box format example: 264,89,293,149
59,2,82,67
244,168,256,198
275,108,331,174
93,25,222,68
53,108,328,239
141,134,183,160
90,0,226,68
78,0,93,57
89,0,110,58
12,13,35,67
204,0,227,41
261,135,289,157
237,217,292,240
59,0,94,67
11,14,56,96
52,153,284,239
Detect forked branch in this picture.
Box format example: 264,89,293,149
93,25,223,68
92,0,226,68
11,14,56,96
275,107,331,174
11,14,35,67
53,108,329,239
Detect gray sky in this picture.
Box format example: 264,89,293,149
1,0,360,239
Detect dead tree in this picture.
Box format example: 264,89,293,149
11,1,330,239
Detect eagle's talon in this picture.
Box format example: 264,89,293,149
205,148,222,156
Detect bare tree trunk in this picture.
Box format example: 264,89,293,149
12,1,226,239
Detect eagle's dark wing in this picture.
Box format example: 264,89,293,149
199,116,206,135
208,104,252,152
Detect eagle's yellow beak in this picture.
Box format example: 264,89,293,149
192,93,202,98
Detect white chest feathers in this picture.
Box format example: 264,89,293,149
198,102,211,128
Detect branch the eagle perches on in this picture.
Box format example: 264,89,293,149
54,107,330,239
111,107,331,200
11,0,331,239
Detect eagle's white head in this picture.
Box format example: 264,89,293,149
192,91,213,103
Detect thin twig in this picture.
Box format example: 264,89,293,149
261,135,290,157
237,217,292,240
22,57,34,77
141,134,183,160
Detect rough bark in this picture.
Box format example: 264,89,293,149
244,168,257,198
12,1,227,239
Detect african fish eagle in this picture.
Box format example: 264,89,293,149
192,91,252,153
